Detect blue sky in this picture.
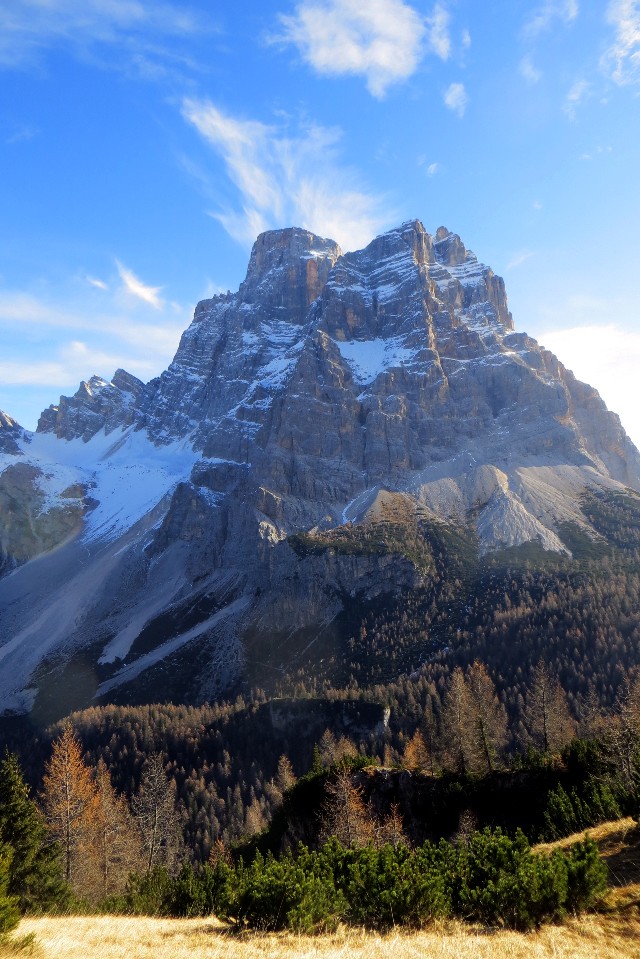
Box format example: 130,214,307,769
1,0,639,446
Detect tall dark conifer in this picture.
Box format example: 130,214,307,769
0,750,68,912
0,842,19,936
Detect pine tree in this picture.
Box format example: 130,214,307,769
0,750,67,912
0,843,19,937
41,725,100,891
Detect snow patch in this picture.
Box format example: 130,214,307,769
15,427,199,543
334,337,417,384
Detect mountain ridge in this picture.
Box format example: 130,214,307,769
1,219,639,717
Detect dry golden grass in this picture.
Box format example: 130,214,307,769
3,819,639,959
2,912,640,959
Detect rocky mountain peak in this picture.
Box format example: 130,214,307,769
0,410,22,454
2,220,640,715
36,369,144,442
237,227,342,324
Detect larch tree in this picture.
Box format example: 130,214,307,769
132,752,180,874
441,667,474,774
41,725,100,891
525,660,576,755
319,768,375,847
93,759,142,899
465,661,508,775
0,750,67,912
275,754,296,795
608,674,640,791
377,803,408,849
402,728,430,772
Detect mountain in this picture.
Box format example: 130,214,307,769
1,219,639,720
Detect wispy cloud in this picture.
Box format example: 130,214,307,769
519,55,542,84
116,261,164,309
524,0,579,39
604,0,640,84
537,318,640,448
507,251,536,270
181,98,391,252
5,124,38,145
0,281,187,420
443,82,468,117
0,0,210,71
87,276,108,291
427,3,451,61
564,78,590,118
274,0,427,97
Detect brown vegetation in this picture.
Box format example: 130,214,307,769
3,913,640,959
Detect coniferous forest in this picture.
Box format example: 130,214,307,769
2,491,640,934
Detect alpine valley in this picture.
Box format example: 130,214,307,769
1,219,640,724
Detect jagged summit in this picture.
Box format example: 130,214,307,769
1,221,640,716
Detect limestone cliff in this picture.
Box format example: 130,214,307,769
0,220,639,716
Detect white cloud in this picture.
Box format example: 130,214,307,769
87,276,109,291
275,0,426,97
116,261,164,309
426,3,451,61
524,0,579,38
443,82,468,117
181,98,391,252
604,0,640,84
538,321,640,449
0,283,188,431
519,55,542,84
461,29,471,50
0,0,208,70
564,78,590,118
0,288,185,352
507,251,535,270
427,162,440,176
6,125,38,145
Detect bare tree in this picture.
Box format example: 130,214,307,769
525,660,576,754
275,754,296,794
132,753,180,873
316,729,357,769
465,661,508,774
441,667,474,774
93,759,142,898
377,803,408,849
608,675,640,791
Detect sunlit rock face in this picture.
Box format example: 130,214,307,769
1,220,639,717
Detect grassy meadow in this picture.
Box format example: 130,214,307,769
2,911,640,959
3,819,639,959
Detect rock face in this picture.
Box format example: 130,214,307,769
1,219,639,717
0,411,22,455
38,370,144,441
